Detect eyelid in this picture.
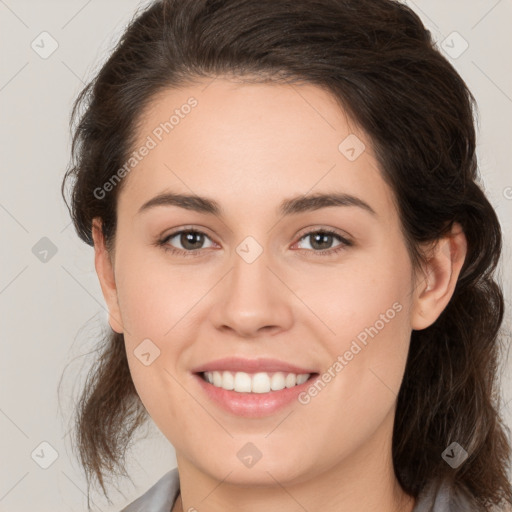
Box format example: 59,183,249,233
294,225,352,243
161,224,215,238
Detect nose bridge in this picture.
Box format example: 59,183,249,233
210,235,294,336
232,238,271,294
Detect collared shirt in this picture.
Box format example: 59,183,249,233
120,467,477,512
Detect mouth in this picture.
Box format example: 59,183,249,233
197,370,318,393
190,357,320,417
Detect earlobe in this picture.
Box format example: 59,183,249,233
91,218,124,334
410,222,467,331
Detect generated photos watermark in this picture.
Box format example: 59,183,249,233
298,301,403,405
93,96,198,200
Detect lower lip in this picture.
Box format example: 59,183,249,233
193,373,318,418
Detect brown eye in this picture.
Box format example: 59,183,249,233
296,229,352,255
178,231,206,250
304,232,336,250
159,229,215,256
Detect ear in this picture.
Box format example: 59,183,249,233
410,222,467,331
91,217,124,333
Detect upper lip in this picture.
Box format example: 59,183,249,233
191,357,317,375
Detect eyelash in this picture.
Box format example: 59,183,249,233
156,227,353,258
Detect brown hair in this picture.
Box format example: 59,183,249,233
60,0,512,509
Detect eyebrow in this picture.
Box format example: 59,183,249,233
137,191,377,217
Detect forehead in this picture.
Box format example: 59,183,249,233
118,77,397,224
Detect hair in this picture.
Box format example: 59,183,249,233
60,0,512,509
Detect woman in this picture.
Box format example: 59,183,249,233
61,0,512,511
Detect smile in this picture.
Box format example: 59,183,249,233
194,370,319,418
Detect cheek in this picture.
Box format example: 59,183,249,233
113,244,213,428
114,241,210,340
126,355,193,442
294,277,412,462
304,248,412,353
304,243,413,406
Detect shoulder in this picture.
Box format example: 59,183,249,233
120,467,180,512
413,478,473,512
413,478,511,512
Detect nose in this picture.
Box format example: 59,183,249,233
209,248,294,339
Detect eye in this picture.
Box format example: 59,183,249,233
156,227,352,258
157,229,216,257
294,228,352,256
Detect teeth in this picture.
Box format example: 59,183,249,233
203,371,311,393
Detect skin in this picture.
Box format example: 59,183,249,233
92,77,467,512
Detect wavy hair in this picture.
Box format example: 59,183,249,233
60,0,512,509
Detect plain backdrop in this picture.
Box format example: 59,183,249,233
1,1,511,510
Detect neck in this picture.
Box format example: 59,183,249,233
173,478,415,512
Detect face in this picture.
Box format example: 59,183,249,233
94,77,433,487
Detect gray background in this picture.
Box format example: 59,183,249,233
1,0,511,510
